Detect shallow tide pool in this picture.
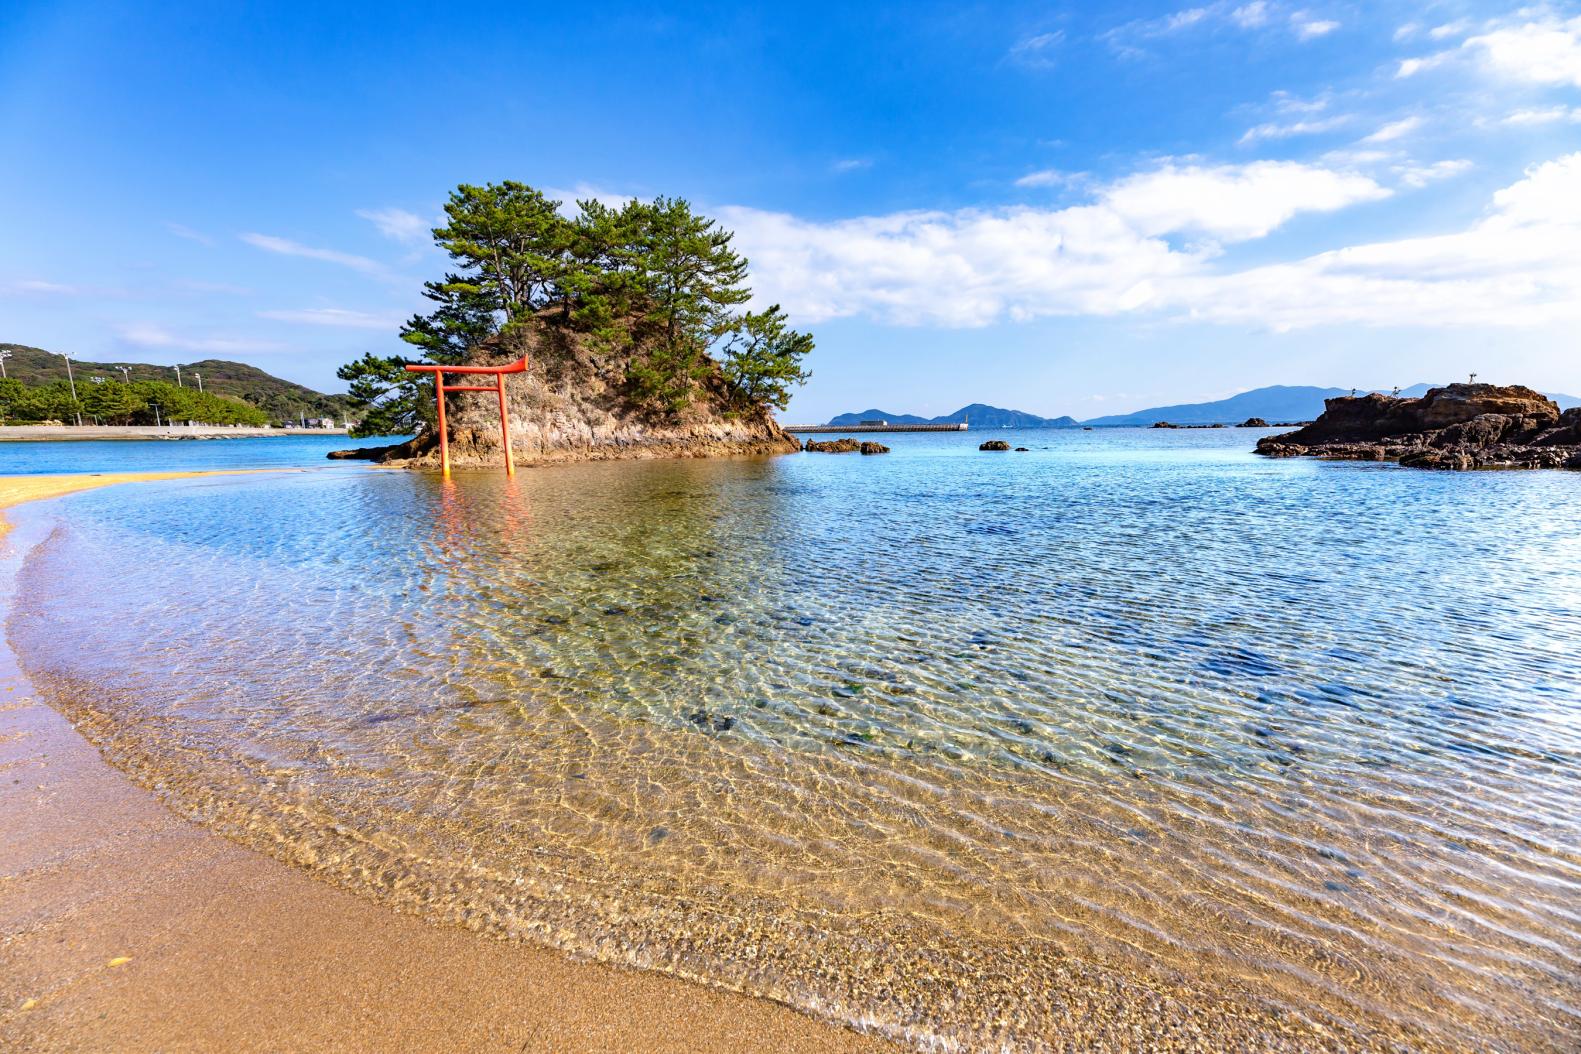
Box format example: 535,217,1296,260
10,428,1581,1052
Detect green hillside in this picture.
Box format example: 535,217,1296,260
1,343,352,425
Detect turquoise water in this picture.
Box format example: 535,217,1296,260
0,434,406,474
9,428,1581,1052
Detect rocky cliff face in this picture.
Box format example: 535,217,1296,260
368,322,800,469
1256,384,1581,470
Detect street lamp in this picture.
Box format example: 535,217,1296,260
117,365,131,384
63,353,82,426
193,371,203,393
174,364,184,387
0,348,11,378
151,401,162,427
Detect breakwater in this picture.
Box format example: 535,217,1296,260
782,422,969,433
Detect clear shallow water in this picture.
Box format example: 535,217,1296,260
9,429,1581,1052
0,434,406,474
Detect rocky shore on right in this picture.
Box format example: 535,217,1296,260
1256,383,1581,470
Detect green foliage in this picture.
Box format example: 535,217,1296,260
0,345,350,425
720,306,814,411
337,353,430,439
372,181,813,422
0,373,266,426
80,379,143,424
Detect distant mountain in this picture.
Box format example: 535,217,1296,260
1082,383,1580,426
826,403,1081,428
0,343,351,425
827,408,931,425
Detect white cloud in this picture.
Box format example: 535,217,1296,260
1465,15,1581,88
355,207,430,244
240,233,389,277
1231,3,1270,29
1099,160,1388,241
6,279,80,295
1290,12,1339,39
1014,168,1078,188
724,153,1581,333
832,158,872,173
118,324,287,354
1362,116,1422,143
1240,114,1351,143
257,308,403,330
1395,159,1473,188
166,223,215,247
1399,14,1581,88
1009,30,1064,67
1502,106,1581,125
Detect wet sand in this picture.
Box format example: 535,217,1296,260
0,474,895,1054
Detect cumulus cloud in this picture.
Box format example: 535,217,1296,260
1098,161,1388,241
724,154,1581,332
257,307,404,329
356,207,430,244
1465,14,1581,88
1398,13,1581,88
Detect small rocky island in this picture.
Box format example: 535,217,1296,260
1256,384,1581,470
332,182,809,468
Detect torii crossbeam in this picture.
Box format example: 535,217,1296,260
405,354,528,477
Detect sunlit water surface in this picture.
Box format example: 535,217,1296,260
10,430,1581,1052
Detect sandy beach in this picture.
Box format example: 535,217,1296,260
0,473,895,1054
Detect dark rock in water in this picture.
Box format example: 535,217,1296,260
1014,446,1029,452
979,439,1011,451
859,441,890,455
328,439,419,461
1151,421,1178,429
1238,417,1269,428
805,438,861,453
1256,384,1581,470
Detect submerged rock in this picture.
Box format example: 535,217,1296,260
1256,383,1581,470
979,439,1011,451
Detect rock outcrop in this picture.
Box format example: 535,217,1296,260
1238,418,1268,428
338,322,800,469
859,442,890,455
805,438,861,453
1256,384,1581,470
979,439,1011,451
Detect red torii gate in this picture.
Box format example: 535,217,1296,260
405,354,528,477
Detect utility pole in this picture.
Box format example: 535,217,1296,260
63,354,82,425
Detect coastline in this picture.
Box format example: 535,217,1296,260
0,475,894,1054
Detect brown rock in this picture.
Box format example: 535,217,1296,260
1255,383,1577,471
858,442,890,455
979,439,1011,451
805,438,862,453
1237,418,1269,428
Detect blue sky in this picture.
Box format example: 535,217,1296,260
3,2,1580,421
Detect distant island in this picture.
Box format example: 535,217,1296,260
824,384,1581,430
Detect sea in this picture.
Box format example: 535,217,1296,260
5,428,1579,1052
